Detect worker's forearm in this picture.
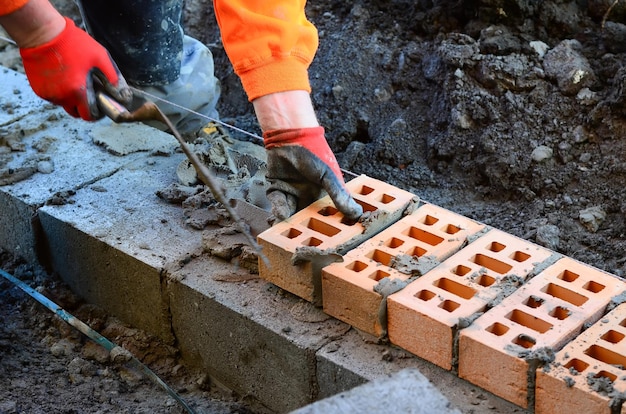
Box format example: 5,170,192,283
0,0,65,48
252,90,320,132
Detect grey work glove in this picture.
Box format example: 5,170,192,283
263,127,364,222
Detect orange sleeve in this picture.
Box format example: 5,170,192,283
214,0,317,102
0,0,29,16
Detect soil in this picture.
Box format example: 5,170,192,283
3,0,626,413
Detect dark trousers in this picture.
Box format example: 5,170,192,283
77,0,183,85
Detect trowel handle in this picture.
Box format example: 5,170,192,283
96,92,130,123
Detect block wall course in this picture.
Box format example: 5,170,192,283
458,257,626,408
322,202,485,337
535,302,626,414
257,175,417,305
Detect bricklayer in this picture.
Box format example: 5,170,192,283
458,257,626,408
321,202,485,337
257,175,416,305
535,302,626,414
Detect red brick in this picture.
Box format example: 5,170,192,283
257,175,416,304
458,257,626,408
322,203,485,337
535,302,626,414
387,229,553,370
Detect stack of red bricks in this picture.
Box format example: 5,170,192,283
258,175,626,413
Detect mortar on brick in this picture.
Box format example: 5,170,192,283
535,302,626,414
322,202,486,339
458,257,626,408
387,229,554,371
257,175,418,305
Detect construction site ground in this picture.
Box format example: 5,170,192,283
3,0,626,413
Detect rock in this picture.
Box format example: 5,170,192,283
341,141,366,170
601,21,626,53
536,224,560,250
531,145,553,162
579,206,606,232
529,40,549,58
543,39,597,95
50,338,75,357
479,25,522,55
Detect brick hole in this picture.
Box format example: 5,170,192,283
620,319,626,328
404,227,444,246
487,241,506,252
433,277,477,300
452,265,471,276
340,216,360,226
303,237,322,247
549,306,570,320
511,251,530,262
407,246,427,257
421,215,439,226
524,295,544,309
354,199,377,213
385,237,405,248
513,333,536,349
476,275,495,287
505,309,553,333
584,345,626,369
347,261,368,272
564,358,589,374
486,322,509,336
593,371,617,382
357,185,375,195
541,283,589,306
281,228,302,239
558,269,580,282
415,289,436,301
369,270,390,281
583,280,605,293
471,254,512,274
443,224,461,235
317,206,338,216
302,217,341,237
439,299,460,313
378,193,395,204
366,249,393,266
601,330,625,344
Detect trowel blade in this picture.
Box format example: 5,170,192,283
230,198,271,237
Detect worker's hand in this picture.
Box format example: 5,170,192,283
19,17,131,120
263,127,364,221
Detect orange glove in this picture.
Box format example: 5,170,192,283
264,127,363,221
19,17,130,120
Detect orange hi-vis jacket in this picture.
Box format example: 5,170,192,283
0,0,28,16
1,0,318,102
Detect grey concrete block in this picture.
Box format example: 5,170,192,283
168,257,352,413
0,68,144,263
0,67,42,125
291,368,462,414
39,154,201,343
